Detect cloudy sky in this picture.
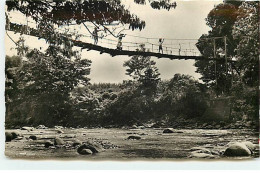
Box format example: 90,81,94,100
5,0,222,83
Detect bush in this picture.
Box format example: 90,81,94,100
102,92,110,100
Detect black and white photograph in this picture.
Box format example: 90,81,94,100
3,0,259,161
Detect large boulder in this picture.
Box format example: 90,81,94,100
5,131,23,142
77,141,103,154
5,132,13,142
54,137,65,146
11,131,22,139
29,135,37,140
224,142,252,157
163,128,174,133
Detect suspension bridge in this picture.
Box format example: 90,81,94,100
6,19,233,63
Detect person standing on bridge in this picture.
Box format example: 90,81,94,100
158,38,164,54
92,27,100,45
116,33,126,50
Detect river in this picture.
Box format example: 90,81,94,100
5,127,259,160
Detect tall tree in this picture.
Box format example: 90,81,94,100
230,1,259,120
195,2,242,95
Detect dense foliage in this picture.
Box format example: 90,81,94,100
196,1,259,120
6,33,92,127
230,2,259,120
5,1,258,128
123,44,160,94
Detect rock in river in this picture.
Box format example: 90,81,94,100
5,131,23,142
127,135,141,140
11,131,22,139
77,141,103,154
57,129,64,134
44,140,54,148
163,128,174,133
189,147,219,159
21,126,34,131
29,135,37,140
54,137,65,146
5,132,13,142
224,142,253,157
36,125,48,129
77,144,98,154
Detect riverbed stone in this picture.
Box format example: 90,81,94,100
127,135,141,140
57,129,64,134
29,135,37,140
224,142,252,156
77,143,99,154
44,140,54,148
15,137,24,140
55,126,64,129
163,128,174,133
5,132,13,142
11,131,22,139
36,125,48,129
21,126,34,131
190,151,216,159
54,137,65,146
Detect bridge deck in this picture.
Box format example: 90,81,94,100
7,22,233,62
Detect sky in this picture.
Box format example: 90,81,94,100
5,0,222,84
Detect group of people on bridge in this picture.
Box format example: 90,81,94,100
92,27,165,54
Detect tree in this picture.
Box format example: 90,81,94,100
6,0,177,39
230,2,259,120
158,74,208,119
196,1,258,120
195,2,242,95
123,44,160,92
232,2,259,87
6,33,92,126
5,55,23,127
